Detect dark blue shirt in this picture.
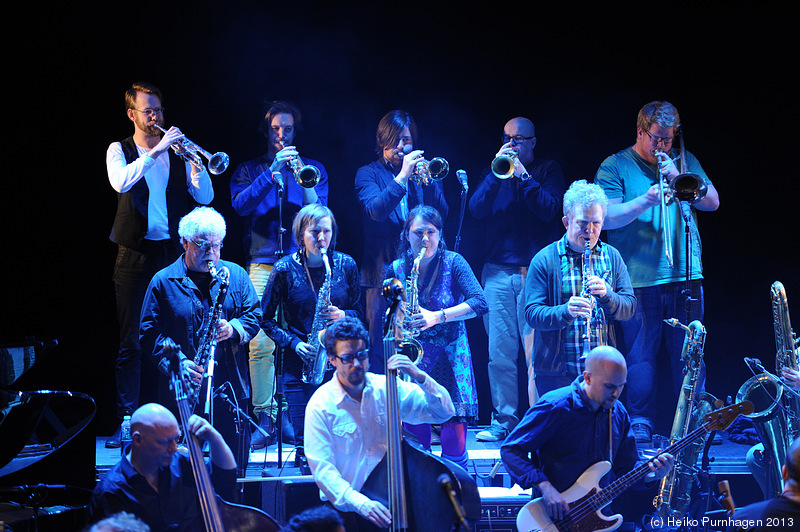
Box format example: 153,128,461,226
501,378,640,493
90,450,236,532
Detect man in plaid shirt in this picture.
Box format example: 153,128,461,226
524,180,636,396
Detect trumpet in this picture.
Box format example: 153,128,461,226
153,124,229,175
410,157,449,186
491,152,517,179
280,140,321,188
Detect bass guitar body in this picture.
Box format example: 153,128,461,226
516,462,620,532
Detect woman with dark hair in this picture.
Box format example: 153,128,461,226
388,204,487,469
261,204,362,466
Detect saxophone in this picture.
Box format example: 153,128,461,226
396,246,425,375
303,248,332,385
736,281,800,497
653,319,717,521
192,260,230,409
580,238,606,359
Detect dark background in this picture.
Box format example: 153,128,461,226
4,3,795,453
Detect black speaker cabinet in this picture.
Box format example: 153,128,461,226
260,475,321,525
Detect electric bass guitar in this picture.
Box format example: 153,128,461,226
516,401,753,532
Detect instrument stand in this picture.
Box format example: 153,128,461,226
679,202,698,325
453,187,467,253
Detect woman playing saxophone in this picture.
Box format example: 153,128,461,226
387,205,488,470
260,204,363,462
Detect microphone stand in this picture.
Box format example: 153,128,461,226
273,173,287,469
453,171,468,253
680,201,696,325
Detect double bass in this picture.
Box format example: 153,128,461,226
165,340,280,531
361,279,481,531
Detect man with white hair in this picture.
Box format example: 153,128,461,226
139,206,261,472
524,180,635,396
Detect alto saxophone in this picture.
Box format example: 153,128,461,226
396,246,425,376
736,281,800,497
303,248,332,385
580,238,606,359
653,319,717,521
192,260,230,410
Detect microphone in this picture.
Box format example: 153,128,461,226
679,201,693,224
717,480,735,516
272,171,284,190
438,474,469,531
456,169,469,192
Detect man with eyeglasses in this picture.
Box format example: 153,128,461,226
90,402,237,530
230,100,330,450
594,101,720,444
304,316,455,530
468,116,566,442
106,81,214,449
139,207,260,473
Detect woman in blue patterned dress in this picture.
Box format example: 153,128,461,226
388,205,487,469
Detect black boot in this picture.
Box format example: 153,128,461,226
280,409,296,445
251,412,275,450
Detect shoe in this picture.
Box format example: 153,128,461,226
632,423,652,444
105,425,122,449
251,412,276,450
475,425,508,442
280,410,296,445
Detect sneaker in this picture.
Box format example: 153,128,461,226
632,423,652,444
475,425,509,442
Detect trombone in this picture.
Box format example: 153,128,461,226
153,124,230,175
655,128,708,268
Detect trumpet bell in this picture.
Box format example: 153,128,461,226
671,172,707,203
411,157,449,186
491,154,516,179
295,163,321,188
208,152,230,175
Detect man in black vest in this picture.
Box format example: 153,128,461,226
106,81,214,448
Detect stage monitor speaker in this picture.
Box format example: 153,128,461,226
260,474,320,525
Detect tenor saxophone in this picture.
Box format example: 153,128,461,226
653,319,717,521
736,281,800,497
303,248,333,385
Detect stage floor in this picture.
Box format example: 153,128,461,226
95,425,755,487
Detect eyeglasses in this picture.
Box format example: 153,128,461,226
191,239,223,252
643,130,674,145
335,350,369,365
133,107,166,117
502,134,534,145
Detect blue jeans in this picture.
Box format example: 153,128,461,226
621,281,704,430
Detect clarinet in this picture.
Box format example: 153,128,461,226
580,239,606,359
191,260,230,408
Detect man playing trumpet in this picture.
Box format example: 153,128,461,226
468,116,566,442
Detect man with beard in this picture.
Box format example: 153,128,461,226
230,100,329,449
106,81,214,448
304,317,454,531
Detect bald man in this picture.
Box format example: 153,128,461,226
90,403,237,531
469,116,566,442
501,347,674,521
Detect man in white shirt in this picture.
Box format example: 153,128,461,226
106,81,214,448
304,316,454,530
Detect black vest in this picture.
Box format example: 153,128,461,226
109,137,194,252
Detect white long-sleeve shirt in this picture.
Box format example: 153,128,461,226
106,141,214,240
304,371,454,514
